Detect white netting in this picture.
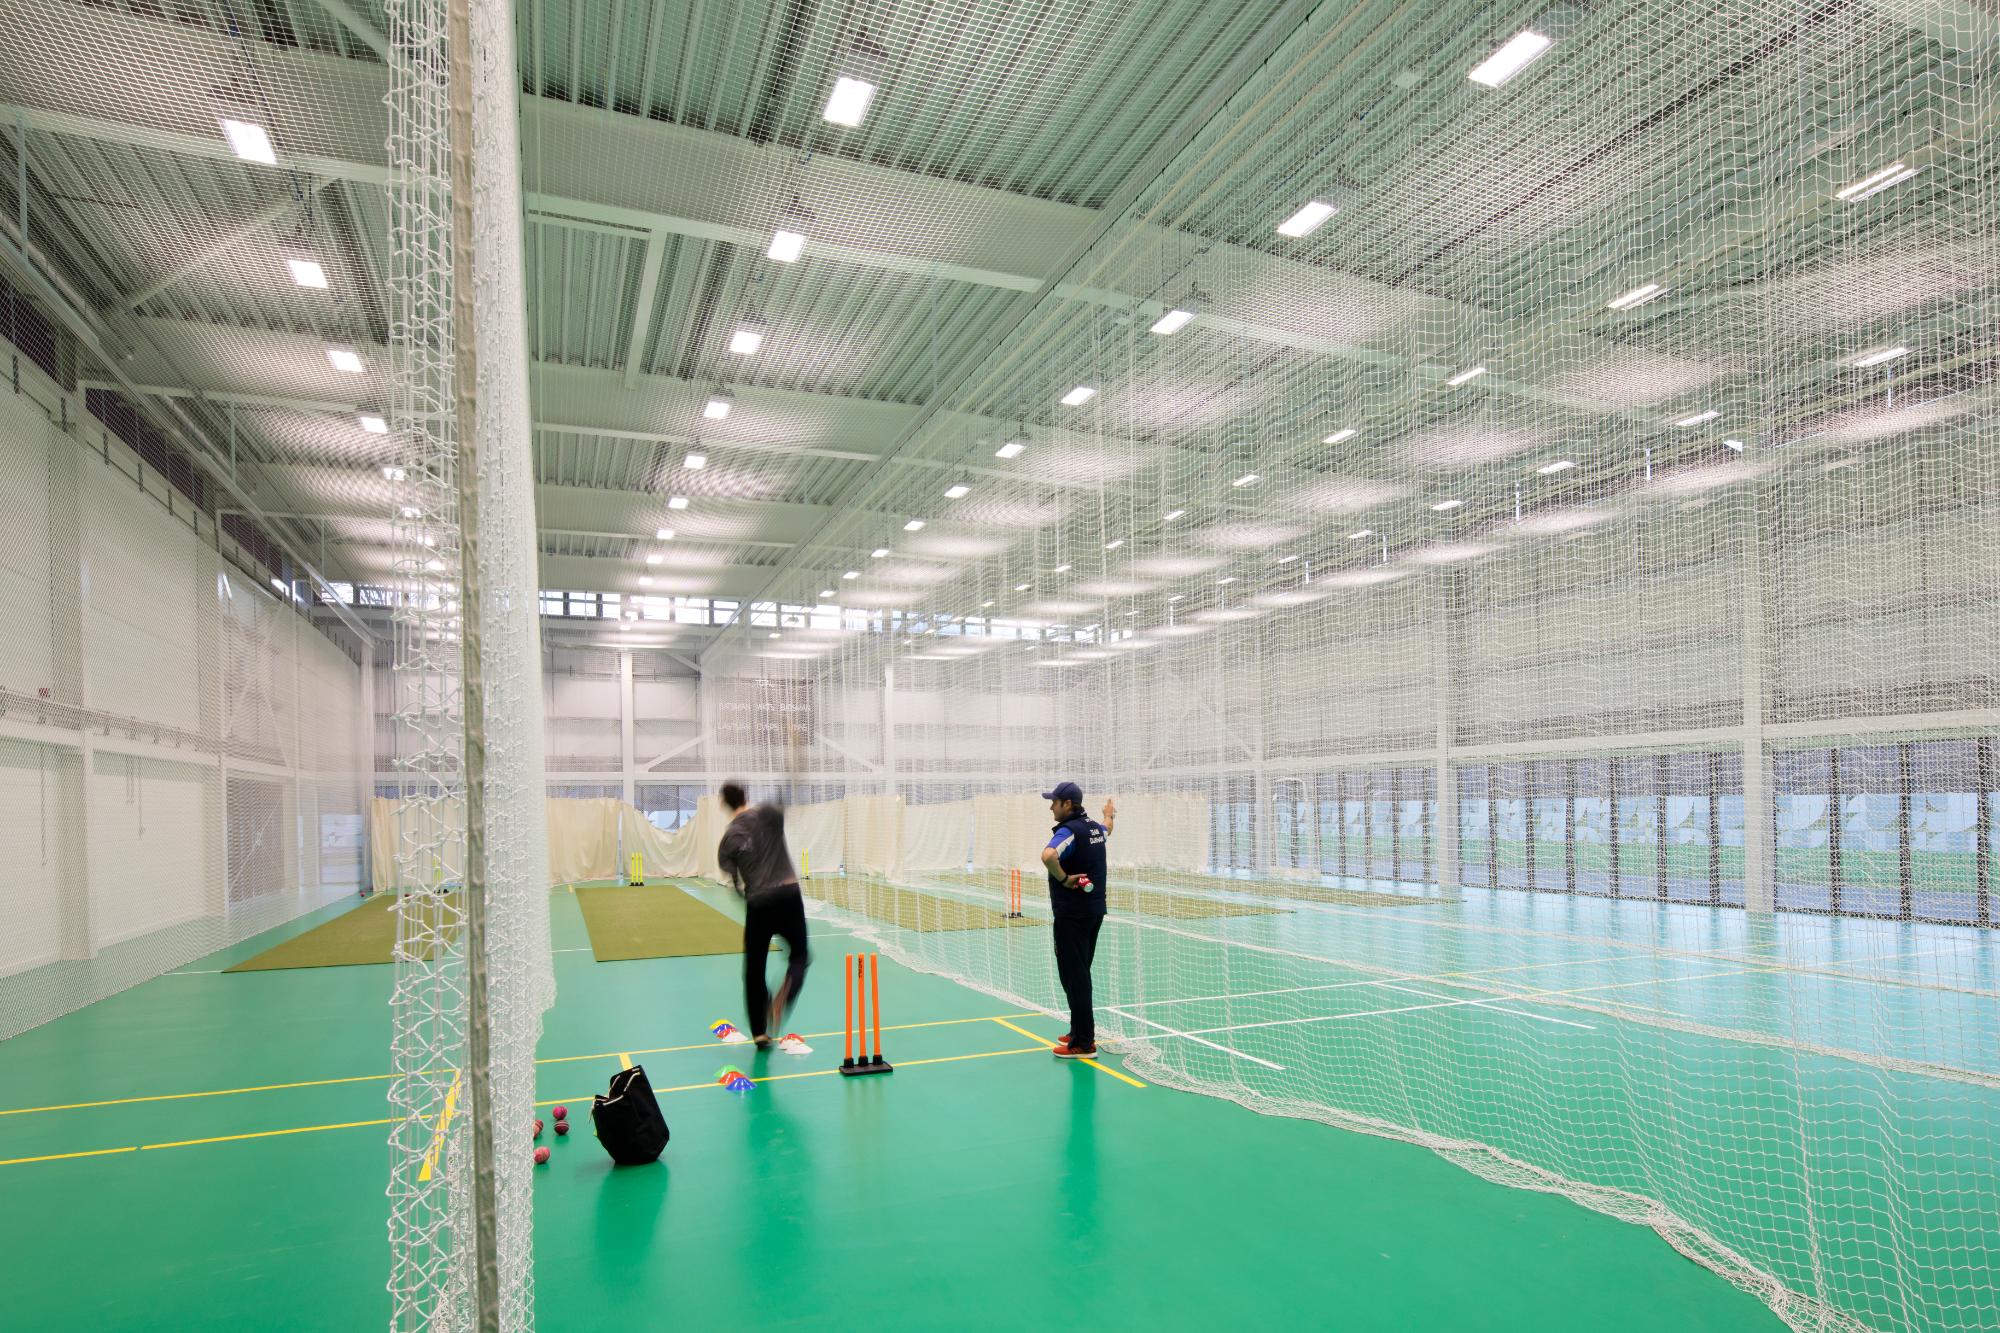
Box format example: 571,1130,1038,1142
382,0,549,1323
687,5,2000,1332
6,0,2000,1327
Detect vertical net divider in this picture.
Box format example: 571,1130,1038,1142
382,0,548,1321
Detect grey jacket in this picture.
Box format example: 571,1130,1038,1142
717,804,799,901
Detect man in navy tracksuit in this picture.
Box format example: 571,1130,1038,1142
1038,781,1116,1059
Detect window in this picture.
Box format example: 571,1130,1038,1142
637,783,703,831
1772,740,1992,925
549,783,620,800
1272,779,1311,871
1209,777,1254,873
1458,765,1494,888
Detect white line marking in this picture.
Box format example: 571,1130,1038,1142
1115,953,1636,1011
1366,979,1596,1030
1166,932,1975,1041
1176,962,1789,1038
893,873,1999,1050
1116,873,1997,993
164,969,225,976
1103,1006,1286,1070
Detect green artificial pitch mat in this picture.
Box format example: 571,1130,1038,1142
224,893,445,972
576,884,765,961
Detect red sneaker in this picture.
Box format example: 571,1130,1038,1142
1053,1038,1097,1059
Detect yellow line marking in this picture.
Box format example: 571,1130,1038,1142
0,1146,138,1167
0,1071,401,1118
617,1052,633,1071
141,1117,399,1151
6,1039,1065,1168
417,1071,462,1183
626,1042,1053,1097
541,1012,1043,1065
0,1012,1047,1117
987,1017,1146,1089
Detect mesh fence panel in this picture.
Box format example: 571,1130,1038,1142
380,0,550,1323
689,5,2000,1332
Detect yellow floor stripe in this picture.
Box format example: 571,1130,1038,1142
618,1052,633,1071
417,1071,462,1183
6,1039,1065,1168
604,1012,1046,1065
987,1017,1146,1089
140,1117,399,1151
0,1012,1048,1118
628,1042,1052,1097
0,1145,138,1167
534,1043,1054,1106
0,1071,400,1118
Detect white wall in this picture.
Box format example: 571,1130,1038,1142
0,402,53,690
0,738,61,974
0,349,367,1032
89,753,209,947
85,466,201,732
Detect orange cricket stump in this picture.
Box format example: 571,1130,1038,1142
841,952,855,1069
1006,868,1024,918
839,952,893,1076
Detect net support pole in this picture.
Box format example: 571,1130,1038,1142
1434,569,1464,891
45,432,94,961
882,665,897,797
620,648,637,808
444,0,502,1322
1740,477,1774,915
1250,627,1270,875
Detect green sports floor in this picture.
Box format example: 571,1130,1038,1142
2,880,1836,1330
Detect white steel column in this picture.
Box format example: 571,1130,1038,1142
1742,481,1774,914
882,664,898,796
49,419,93,960
618,649,636,807
1433,569,1463,890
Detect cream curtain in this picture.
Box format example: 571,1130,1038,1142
841,794,904,875
370,795,724,889
368,789,1214,891
971,793,1050,874
901,800,974,873
1103,792,1210,872
784,800,846,878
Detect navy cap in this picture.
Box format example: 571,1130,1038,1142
1041,781,1083,804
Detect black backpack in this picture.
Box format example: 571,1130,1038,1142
590,1065,670,1165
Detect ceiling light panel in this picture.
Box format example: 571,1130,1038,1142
1469,30,1554,87
1276,200,1337,237
767,229,806,262
822,76,877,127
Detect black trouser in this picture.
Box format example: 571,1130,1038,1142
1052,912,1105,1048
744,885,810,1040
